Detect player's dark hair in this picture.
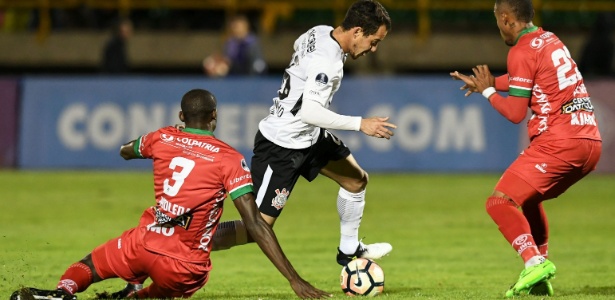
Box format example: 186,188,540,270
341,0,391,36
181,89,217,122
497,0,534,23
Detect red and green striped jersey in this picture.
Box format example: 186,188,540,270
134,126,253,263
507,27,601,142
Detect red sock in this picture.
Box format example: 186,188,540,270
56,262,93,294
486,196,541,263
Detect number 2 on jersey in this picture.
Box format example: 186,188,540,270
551,46,582,90
163,157,195,197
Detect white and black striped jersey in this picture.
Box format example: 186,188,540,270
259,25,349,149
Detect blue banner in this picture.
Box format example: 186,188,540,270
19,76,519,171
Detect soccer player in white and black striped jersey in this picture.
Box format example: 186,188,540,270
212,0,396,266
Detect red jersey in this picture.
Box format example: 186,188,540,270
133,126,253,263
507,27,601,142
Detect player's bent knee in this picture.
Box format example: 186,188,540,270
485,195,516,212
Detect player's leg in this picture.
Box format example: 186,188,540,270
490,174,556,297
211,130,306,250
136,257,209,298
496,139,600,297
11,235,121,300
521,199,549,257
314,130,391,265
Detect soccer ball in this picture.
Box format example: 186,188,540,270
340,258,385,297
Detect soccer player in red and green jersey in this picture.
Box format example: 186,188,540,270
450,0,602,297
10,89,331,300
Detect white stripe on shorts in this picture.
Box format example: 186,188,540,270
255,165,273,207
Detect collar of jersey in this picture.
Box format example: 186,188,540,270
514,25,539,45
183,127,214,136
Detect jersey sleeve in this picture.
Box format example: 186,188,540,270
303,53,339,107
506,48,536,98
221,153,254,200
133,131,157,159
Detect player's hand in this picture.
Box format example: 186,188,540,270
450,71,479,97
360,117,396,139
469,64,495,93
289,278,332,299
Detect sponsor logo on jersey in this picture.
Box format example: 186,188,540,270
530,37,545,49
230,174,251,185
198,202,222,252
160,133,219,152
512,234,535,255
241,158,250,172
562,97,594,114
510,76,533,84
272,188,290,210
308,90,321,96
562,97,598,126
307,29,317,53
161,133,174,142
532,85,551,133
315,73,329,86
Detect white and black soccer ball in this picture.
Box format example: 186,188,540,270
340,258,385,297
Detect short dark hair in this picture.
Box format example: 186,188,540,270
341,0,391,36
496,0,534,23
180,89,217,122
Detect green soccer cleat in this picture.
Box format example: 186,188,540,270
505,259,556,298
527,280,554,296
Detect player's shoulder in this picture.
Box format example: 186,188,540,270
515,27,561,53
301,25,340,60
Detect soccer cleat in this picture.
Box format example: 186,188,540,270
10,288,76,300
110,283,142,299
505,259,556,298
96,283,143,299
336,242,392,266
527,280,554,296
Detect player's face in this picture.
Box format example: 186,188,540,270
349,25,388,60
494,3,515,46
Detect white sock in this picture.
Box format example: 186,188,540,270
337,187,365,254
525,255,546,268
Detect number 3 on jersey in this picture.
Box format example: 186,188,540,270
551,46,582,90
163,157,195,197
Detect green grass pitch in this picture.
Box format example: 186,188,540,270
1,171,614,299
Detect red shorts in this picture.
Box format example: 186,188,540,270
496,138,601,205
91,226,210,298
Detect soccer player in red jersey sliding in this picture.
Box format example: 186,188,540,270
451,0,602,297
10,89,331,300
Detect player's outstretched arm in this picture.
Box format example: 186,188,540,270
360,117,397,139
233,193,332,299
119,140,139,160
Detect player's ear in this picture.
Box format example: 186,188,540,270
212,109,217,121
352,27,362,38
179,111,185,122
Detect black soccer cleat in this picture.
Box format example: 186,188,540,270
10,288,76,300
109,283,142,299
336,242,393,266
95,283,143,299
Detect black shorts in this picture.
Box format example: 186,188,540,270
251,129,351,218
